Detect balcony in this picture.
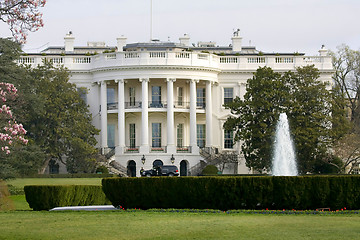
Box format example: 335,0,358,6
17,52,333,73
124,146,140,153
149,101,166,108
108,101,204,111
150,146,167,153
125,101,142,109
176,146,191,153
174,101,190,109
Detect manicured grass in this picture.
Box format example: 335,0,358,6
6,178,102,189
8,195,31,211
0,211,359,240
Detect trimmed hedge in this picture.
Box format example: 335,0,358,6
24,185,110,211
24,173,116,178
102,176,360,210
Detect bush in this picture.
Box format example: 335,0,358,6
102,176,360,210
201,165,218,175
24,173,115,178
96,166,109,174
24,185,110,211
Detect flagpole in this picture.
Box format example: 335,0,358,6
150,0,153,41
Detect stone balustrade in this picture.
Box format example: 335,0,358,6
17,51,333,72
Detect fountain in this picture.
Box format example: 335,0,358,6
272,113,298,176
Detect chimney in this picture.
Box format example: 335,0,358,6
64,31,75,52
179,34,190,47
231,29,242,52
116,36,127,52
319,44,328,56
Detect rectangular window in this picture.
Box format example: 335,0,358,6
107,87,116,109
129,87,135,106
129,124,136,148
77,88,87,105
224,88,234,104
177,87,183,106
197,124,206,148
107,88,115,104
177,124,183,147
197,88,205,108
224,130,234,149
151,86,162,107
107,124,115,148
152,123,161,147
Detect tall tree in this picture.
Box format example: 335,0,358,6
0,0,46,43
331,45,360,126
224,66,343,174
0,38,100,174
24,62,100,173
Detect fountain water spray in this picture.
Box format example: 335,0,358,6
272,113,298,176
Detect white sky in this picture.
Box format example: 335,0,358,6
1,0,360,55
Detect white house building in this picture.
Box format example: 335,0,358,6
19,31,334,176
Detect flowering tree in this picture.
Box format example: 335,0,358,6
0,82,27,154
0,0,46,43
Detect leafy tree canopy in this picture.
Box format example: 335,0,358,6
0,38,100,176
224,66,347,174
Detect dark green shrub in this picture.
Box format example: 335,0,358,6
24,185,110,211
96,166,109,174
202,165,218,175
102,176,360,210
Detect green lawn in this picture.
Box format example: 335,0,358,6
6,178,102,189
0,211,359,240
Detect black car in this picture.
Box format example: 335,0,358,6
141,165,179,177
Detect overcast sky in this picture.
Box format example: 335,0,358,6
1,0,359,55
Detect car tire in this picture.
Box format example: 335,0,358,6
168,173,174,177
146,173,151,177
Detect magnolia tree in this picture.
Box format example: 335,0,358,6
0,82,27,154
0,0,46,43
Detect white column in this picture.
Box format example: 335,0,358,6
206,81,212,147
167,78,176,153
190,79,199,154
100,81,108,152
140,78,149,153
117,79,125,154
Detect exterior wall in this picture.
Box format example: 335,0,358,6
20,37,334,176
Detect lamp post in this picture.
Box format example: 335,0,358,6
141,155,146,164
170,154,175,164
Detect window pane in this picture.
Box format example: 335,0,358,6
152,123,161,147
224,88,233,104
177,124,183,147
197,124,206,148
129,87,135,106
107,88,115,104
197,88,205,108
77,88,87,105
224,130,233,149
107,124,115,148
178,87,183,106
129,124,136,148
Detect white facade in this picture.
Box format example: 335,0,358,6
20,32,334,176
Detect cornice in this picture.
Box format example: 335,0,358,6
89,65,222,74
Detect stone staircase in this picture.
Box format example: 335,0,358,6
99,148,128,177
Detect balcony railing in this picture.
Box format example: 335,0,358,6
149,101,167,108
196,102,206,109
150,146,167,153
176,146,191,153
124,146,140,153
125,101,142,109
107,102,118,110
174,101,190,109
17,52,332,73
